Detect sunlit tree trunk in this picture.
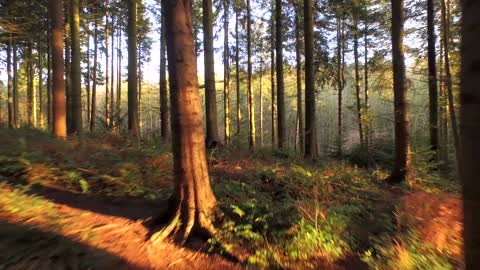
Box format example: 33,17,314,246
70,0,82,134
203,0,220,147
160,14,169,140
65,1,71,132
275,0,285,149
151,0,217,244
388,0,411,183
117,26,122,131
127,0,139,137
336,14,346,157
13,41,19,128
110,12,115,128
38,45,44,128
105,0,111,127
438,31,449,170
47,36,52,130
364,16,370,151
294,9,303,153
460,1,480,268
427,0,438,162
440,0,460,168
86,27,91,126
27,43,36,127
50,0,67,138
304,0,315,159
259,60,264,147
247,0,255,150
223,0,230,144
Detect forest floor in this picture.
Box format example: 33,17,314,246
0,128,464,269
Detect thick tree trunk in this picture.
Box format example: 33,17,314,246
460,1,480,268
117,27,122,131
438,34,449,170
65,2,71,132
7,35,14,129
247,0,255,150
127,0,139,137
160,14,169,140
388,0,411,183
427,0,438,162
38,45,44,128
27,43,36,127
336,15,345,156
110,15,115,128
70,0,82,134
304,0,315,159
353,17,364,147
86,29,91,126
294,10,303,153
151,0,217,244
234,11,241,137
275,0,285,149
364,19,370,151
90,11,98,131
203,0,220,147
440,0,460,168
223,0,230,144
50,0,67,138
47,38,52,130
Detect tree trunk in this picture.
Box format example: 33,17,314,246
7,35,14,129
27,43,36,127
275,0,285,149
223,0,230,144
270,3,276,148
13,41,19,128
459,1,480,268
203,0,220,147
336,15,346,157
151,0,217,244
38,45,44,128
438,31,449,170
259,60,264,147
117,26,122,131
235,9,241,136
127,0,139,137
440,0,460,168
160,14,169,140
86,28,91,126
110,15,115,128
65,2,71,132
47,37,52,130
247,0,255,150
388,0,411,183
105,0,111,128
294,10,303,153
353,16,364,147
304,0,315,159
50,0,67,138
427,0,438,162
364,17,370,151
71,0,82,134
90,8,98,131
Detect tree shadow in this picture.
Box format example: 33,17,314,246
0,221,148,270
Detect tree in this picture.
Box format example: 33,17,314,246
235,4,241,136
159,12,169,140
294,3,304,153
387,0,411,183
352,5,364,148
304,0,315,158
70,0,82,134
460,1,480,268
270,1,276,147
203,0,220,147
90,1,99,131
50,0,67,138
427,0,438,162
247,0,255,150
7,33,14,129
127,0,139,137
275,0,285,149
150,0,217,244
223,0,231,144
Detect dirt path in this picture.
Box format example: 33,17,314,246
0,183,241,270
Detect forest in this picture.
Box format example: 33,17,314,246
0,0,479,269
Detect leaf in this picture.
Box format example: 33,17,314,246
230,204,245,218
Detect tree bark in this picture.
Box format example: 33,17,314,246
203,0,220,147
270,4,276,148
304,0,315,159
235,9,241,136
247,0,255,150
160,13,169,140
86,27,91,126
127,0,139,137
427,0,438,162
38,44,44,128
110,12,115,128
364,16,370,151
13,41,19,128
27,43,36,127
117,25,122,131
459,1,480,268
65,1,71,132
259,60,264,147
223,0,230,144
50,0,67,138
151,0,217,244
275,0,285,149
71,0,82,134
388,0,411,183
294,10,303,153
105,0,111,127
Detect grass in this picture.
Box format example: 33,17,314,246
0,128,463,269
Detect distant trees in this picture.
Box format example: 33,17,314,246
127,0,139,137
